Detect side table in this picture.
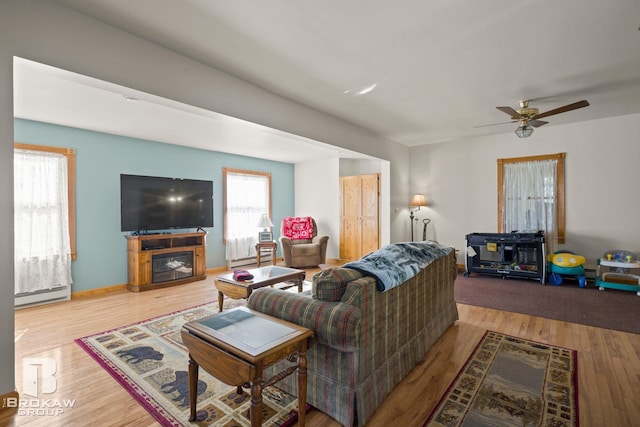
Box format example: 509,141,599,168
255,241,277,266
181,307,313,426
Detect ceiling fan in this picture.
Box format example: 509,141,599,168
487,99,590,138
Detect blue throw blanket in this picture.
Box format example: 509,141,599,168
343,241,453,291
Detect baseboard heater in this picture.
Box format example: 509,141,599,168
227,254,273,268
15,285,71,308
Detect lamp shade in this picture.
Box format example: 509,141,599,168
256,213,274,228
410,194,427,207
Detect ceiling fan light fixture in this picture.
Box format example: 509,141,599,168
515,124,534,138
494,99,589,139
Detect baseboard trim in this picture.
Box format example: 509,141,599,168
0,390,19,420
71,283,126,299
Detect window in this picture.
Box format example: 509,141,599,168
14,143,76,295
223,168,272,260
14,143,76,259
497,153,565,249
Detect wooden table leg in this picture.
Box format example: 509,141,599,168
188,356,199,421
297,348,308,427
297,275,304,292
250,376,263,427
218,290,224,312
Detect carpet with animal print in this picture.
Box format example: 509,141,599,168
424,331,578,427
75,299,305,426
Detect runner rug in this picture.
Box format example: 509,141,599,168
424,331,579,427
75,300,306,427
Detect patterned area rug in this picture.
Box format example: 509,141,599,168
425,331,579,427
76,299,306,426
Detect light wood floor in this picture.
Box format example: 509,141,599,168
8,264,640,426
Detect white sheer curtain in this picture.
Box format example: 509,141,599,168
14,149,72,295
503,159,558,254
225,172,270,261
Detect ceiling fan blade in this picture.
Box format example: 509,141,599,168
496,106,523,119
532,100,590,120
529,120,549,128
474,120,516,128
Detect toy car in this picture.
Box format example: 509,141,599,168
547,251,586,287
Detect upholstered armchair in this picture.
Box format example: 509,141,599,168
279,216,329,268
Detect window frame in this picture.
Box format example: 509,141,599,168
222,167,272,244
14,142,77,260
497,152,565,244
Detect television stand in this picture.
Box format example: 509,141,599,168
125,232,207,292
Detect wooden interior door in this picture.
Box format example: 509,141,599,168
340,176,361,261
340,174,379,260
360,174,379,255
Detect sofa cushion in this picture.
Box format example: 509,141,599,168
313,267,363,301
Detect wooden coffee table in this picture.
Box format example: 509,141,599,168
181,307,313,426
215,266,305,312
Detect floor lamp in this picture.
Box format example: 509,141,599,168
409,194,427,242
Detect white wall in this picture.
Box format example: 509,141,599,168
410,112,640,268
294,155,341,259
339,158,383,176
0,0,411,399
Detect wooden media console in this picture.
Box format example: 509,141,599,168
126,232,207,292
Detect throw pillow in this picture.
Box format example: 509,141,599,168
312,268,363,301
282,216,314,240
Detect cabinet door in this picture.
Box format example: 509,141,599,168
194,247,206,276
128,251,151,286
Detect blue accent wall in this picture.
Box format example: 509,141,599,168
14,119,295,292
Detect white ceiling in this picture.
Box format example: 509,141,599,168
15,1,640,161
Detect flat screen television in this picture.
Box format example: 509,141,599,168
120,174,213,232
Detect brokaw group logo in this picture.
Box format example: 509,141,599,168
23,357,56,397
2,358,76,416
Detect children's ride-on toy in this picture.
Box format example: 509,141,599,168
547,250,586,287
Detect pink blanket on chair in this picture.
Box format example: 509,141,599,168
282,216,314,240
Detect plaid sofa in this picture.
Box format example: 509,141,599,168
247,249,458,426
